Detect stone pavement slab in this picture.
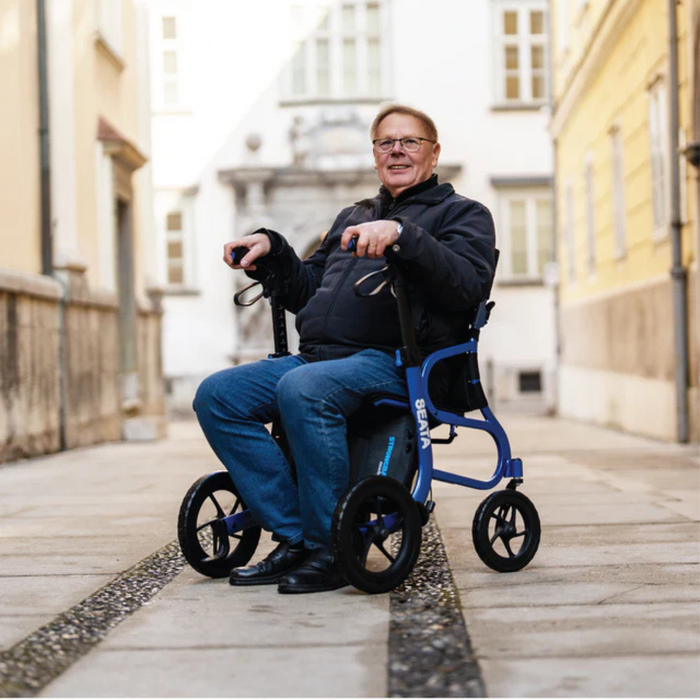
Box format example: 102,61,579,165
434,414,700,697
44,643,386,698
95,568,388,650
480,655,700,697
42,565,389,698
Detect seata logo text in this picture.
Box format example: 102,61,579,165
414,399,431,449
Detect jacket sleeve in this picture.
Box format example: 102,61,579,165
243,227,331,314
389,199,496,311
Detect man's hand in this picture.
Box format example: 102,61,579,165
340,220,401,258
223,233,271,271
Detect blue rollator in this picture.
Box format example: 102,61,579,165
178,244,541,593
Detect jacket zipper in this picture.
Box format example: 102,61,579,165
316,200,414,358
318,255,359,359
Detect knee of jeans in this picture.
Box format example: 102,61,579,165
276,365,324,413
193,372,246,421
275,368,302,413
276,365,343,418
192,374,216,417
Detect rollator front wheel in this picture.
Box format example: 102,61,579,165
178,471,261,578
332,476,422,594
472,489,540,572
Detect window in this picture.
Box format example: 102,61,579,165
518,370,542,393
493,2,548,105
610,125,627,258
648,80,669,236
96,0,123,58
153,14,185,110
158,190,197,291
565,178,576,283
284,1,386,101
556,0,569,53
497,188,553,281
584,154,595,274
166,211,184,285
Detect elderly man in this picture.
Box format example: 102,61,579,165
194,104,496,594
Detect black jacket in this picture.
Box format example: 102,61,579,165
250,177,496,363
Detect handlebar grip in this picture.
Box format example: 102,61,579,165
231,246,250,265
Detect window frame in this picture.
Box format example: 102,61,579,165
95,0,123,63
564,176,576,283
152,12,188,113
496,186,553,283
555,0,569,55
648,78,669,239
492,0,549,108
282,1,389,103
165,211,185,286
609,124,627,259
584,152,596,276
157,190,199,293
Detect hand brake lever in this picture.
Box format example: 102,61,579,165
234,281,264,306
354,266,392,297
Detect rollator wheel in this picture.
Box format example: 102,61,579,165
178,471,261,578
332,476,422,594
472,489,540,573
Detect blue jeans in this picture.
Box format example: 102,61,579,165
193,349,408,549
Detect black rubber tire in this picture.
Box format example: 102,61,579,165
472,489,540,572
178,471,261,578
332,476,422,594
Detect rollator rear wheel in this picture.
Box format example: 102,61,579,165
178,471,261,578
472,489,540,572
332,476,422,594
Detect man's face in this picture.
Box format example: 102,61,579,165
373,113,441,198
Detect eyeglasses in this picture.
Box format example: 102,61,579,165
372,137,435,153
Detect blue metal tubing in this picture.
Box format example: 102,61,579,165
401,343,517,501
223,509,257,535
429,405,514,491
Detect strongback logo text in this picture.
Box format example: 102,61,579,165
414,399,431,449
377,436,396,476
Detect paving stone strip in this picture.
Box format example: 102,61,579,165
389,519,485,698
0,541,186,698
0,521,484,698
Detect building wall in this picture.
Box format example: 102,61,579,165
0,0,166,463
0,272,61,462
148,0,556,415
0,0,41,274
72,0,146,292
552,0,698,441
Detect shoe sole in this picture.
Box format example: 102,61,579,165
229,575,283,586
277,581,349,594
230,567,300,586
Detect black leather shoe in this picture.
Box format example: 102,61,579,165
277,546,348,594
229,542,308,586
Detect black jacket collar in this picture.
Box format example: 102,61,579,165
355,175,454,209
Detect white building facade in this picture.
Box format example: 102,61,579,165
147,0,556,414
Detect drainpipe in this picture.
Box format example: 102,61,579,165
37,0,52,276
668,0,690,443
37,0,67,450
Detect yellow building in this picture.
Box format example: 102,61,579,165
0,0,165,462
550,0,699,441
